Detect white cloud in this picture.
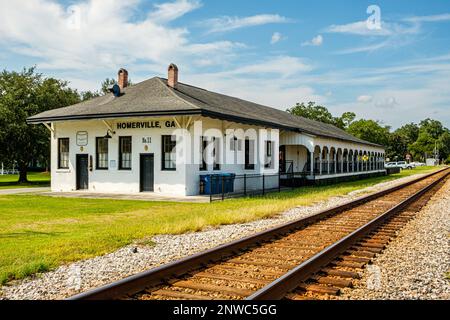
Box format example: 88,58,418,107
403,13,450,23
301,35,323,46
335,41,390,54
203,14,290,34
327,18,420,55
326,20,419,36
0,0,241,73
270,32,283,44
187,72,324,110
225,56,312,77
182,55,322,109
375,97,398,109
357,95,373,103
149,0,202,23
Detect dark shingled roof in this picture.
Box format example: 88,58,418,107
27,77,381,147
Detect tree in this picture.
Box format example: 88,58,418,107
408,119,449,161
340,112,356,129
0,67,80,182
419,118,445,139
409,131,437,161
100,77,132,95
347,119,391,146
80,90,101,101
286,102,349,129
437,130,450,160
386,132,408,160
395,123,419,145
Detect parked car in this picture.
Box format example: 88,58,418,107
397,161,414,170
411,161,425,167
385,162,398,168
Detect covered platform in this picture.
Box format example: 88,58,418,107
279,131,385,185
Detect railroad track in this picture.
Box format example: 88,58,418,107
69,167,449,300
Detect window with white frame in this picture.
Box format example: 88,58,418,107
245,138,255,170
58,138,69,169
96,137,108,169
213,137,220,171
162,135,176,171
264,140,274,169
119,136,132,170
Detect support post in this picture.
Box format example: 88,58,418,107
262,174,265,195
222,175,225,201
346,155,349,173
334,152,337,174
209,174,212,202
244,174,247,196
278,172,281,192
326,152,330,175
319,158,322,176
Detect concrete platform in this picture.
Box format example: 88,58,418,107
0,187,50,195
41,191,210,203
307,169,386,180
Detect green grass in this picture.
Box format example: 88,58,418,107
0,166,441,285
0,172,50,189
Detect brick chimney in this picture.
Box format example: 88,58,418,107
118,68,128,90
167,63,178,88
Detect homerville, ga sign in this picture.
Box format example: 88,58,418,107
116,120,177,129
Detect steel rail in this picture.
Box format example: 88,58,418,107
247,168,449,300
68,167,449,300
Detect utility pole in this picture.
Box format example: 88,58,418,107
434,141,439,165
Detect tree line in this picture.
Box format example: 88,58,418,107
0,68,448,183
0,67,130,182
287,102,450,163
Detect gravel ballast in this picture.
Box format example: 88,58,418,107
337,177,450,300
0,172,445,300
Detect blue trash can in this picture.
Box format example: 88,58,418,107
200,174,221,194
199,175,210,195
200,174,235,195
221,173,235,193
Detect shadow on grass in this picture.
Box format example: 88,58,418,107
0,181,50,187
0,230,64,239
232,174,396,202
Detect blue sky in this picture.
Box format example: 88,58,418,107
0,0,449,128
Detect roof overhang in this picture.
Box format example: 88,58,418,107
27,109,384,149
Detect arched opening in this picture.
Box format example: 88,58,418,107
348,150,354,172
329,147,336,174
313,145,321,174
358,150,364,172
321,146,329,174
336,148,343,173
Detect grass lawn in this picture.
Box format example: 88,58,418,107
0,172,50,189
0,166,442,285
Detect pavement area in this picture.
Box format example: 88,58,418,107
41,191,210,203
0,187,50,195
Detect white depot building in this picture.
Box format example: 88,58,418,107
28,64,386,197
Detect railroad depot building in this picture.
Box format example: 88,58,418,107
28,64,386,197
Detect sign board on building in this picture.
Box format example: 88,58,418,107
116,121,176,129
76,131,88,146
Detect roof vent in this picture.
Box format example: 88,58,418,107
111,84,121,97
168,63,178,88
